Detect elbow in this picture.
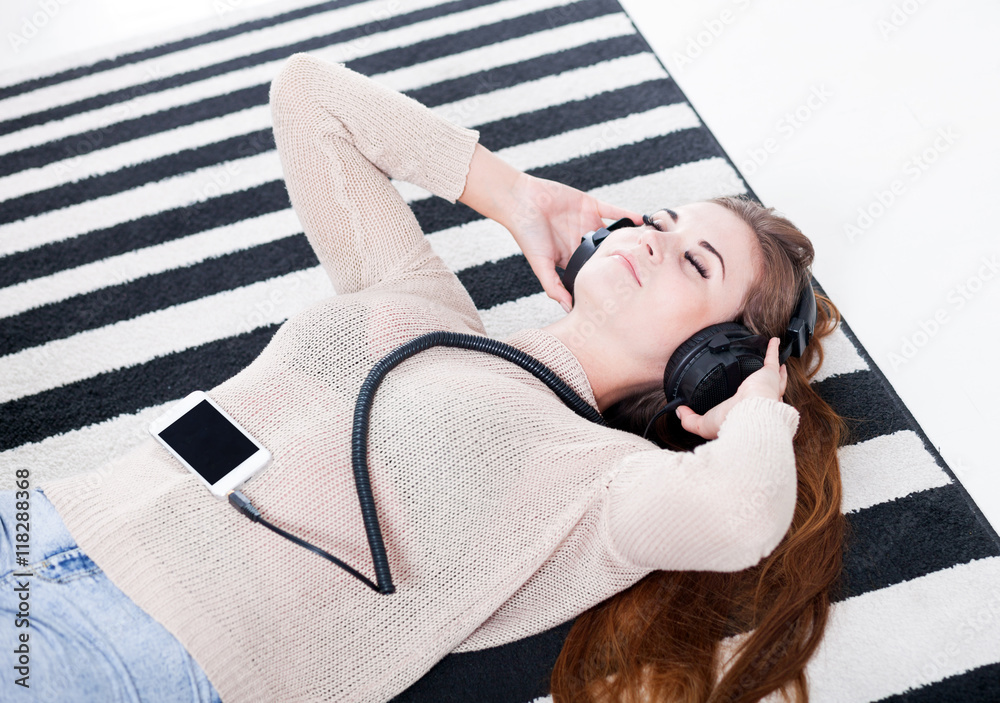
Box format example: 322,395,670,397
269,53,314,111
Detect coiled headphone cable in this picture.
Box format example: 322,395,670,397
231,331,607,595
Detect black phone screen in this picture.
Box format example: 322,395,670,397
158,400,258,485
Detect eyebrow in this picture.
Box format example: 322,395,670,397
700,240,726,281
659,208,726,281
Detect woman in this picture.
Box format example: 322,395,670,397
1,52,845,702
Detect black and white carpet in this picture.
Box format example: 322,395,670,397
1,0,998,700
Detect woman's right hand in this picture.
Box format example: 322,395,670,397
675,337,789,440
458,145,638,314
504,173,640,312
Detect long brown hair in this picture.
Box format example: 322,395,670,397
550,195,849,702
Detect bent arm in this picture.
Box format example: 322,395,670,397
269,53,480,294
603,396,801,573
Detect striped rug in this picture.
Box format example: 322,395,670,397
1,0,998,700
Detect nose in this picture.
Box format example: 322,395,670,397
637,226,663,265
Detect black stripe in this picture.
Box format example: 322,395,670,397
812,370,912,446
348,0,619,77
0,83,270,179
410,126,723,233
0,0,500,138
0,325,278,452
2,124,708,348
475,77,684,152
404,33,644,109
0,32,642,180
390,621,571,703
0,180,290,289
0,129,275,226
0,0,373,100
0,235,315,356
1,36,647,214
459,256,539,311
0,82,686,287
872,661,1000,703
838,483,1000,600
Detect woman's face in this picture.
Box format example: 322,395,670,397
571,201,759,380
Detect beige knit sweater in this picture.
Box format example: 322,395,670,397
42,53,801,703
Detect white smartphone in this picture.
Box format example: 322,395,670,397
149,390,271,498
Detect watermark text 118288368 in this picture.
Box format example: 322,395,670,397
12,468,32,689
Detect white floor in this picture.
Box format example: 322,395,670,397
3,0,998,537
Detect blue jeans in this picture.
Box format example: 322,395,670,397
0,489,222,702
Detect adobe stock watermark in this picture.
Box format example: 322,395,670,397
7,0,73,54
877,0,931,39
844,126,958,242
887,254,998,371
740,84,834,177
669,0,754,73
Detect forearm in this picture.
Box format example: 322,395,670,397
272,53,480,203
458,143,525,232
605,396,801,572
269,53,480,292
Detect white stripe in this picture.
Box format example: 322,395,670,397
0,54,665,256
0,59,284,159
0,12,635,203
839,430,952,513
0,162,742,400
809,556,1000,701
374,12,636,92
0,150,284,258
481,291,565,340
428,219,522,275
587,157,748,213
539,558,1000,703
498,104,701,173
0,403,173,491
1,100,690,315
0,0,552,123
810,323,868,382
0,0,338,91
429,52,666,129
715,556,1000,702
0,104,273,203
0,209,302,318
0,267,335,404
399,102,701,206
0,0,577,156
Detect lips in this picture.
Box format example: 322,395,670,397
612,253,641,286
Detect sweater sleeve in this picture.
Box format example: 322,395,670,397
268,52,480,294
602,396,801,573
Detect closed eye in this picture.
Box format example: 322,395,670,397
685,252,709,278
644,213,709,279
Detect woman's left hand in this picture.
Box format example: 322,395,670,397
675,337,789,440
506,172,640,313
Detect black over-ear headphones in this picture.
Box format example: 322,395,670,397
555,215,817,445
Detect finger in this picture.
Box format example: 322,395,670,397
765,336,780,366
596,200,642,225
533,259,573,312
676,405,698,434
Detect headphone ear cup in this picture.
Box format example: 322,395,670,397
663,322,768,415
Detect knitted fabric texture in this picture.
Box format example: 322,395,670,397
41,53,801,703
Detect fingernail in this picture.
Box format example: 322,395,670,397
561,301,571,314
